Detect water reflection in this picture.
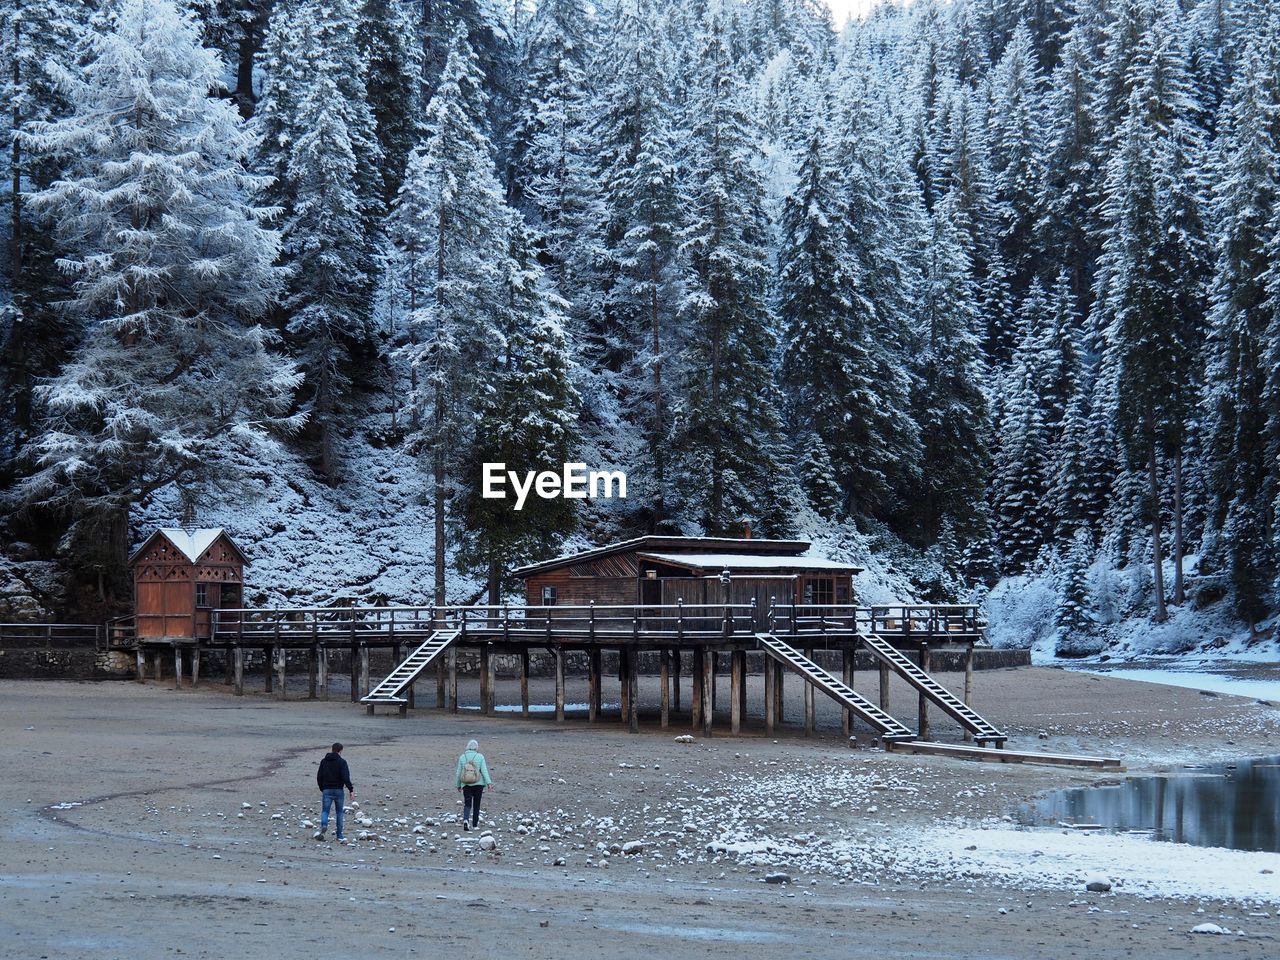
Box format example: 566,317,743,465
1015,755,1280,853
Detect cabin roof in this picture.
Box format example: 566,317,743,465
512,535,828,578
128,527,247,567
636,552,863,575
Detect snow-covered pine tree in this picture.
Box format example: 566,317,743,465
1050,359,1111,541
910,188,990,544
993,284,1054,569
987,22,1044,301
1,0,93,449
674,5,795,536
457,221,579,604
1204,15,1280,627
357,0,424,210
17,0,298,579
1054,526,1096,653
389,23,510,605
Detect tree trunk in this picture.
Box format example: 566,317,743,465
1148,441,1168,622
1172,445,1185,606
488,557,501,608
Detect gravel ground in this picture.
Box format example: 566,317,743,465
4,667,1279,959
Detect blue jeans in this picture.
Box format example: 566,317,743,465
462,785,484,826
320,788,345,838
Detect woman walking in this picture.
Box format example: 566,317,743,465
455,738,492,830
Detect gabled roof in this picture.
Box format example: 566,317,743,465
511,535,814,578
128,528,247,566
636,552,862,575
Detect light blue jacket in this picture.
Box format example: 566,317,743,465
455,750,492,789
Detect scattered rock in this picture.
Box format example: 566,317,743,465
478,834,497,851
1084,876,1112,893
764,872,791,885
674,735,695,744
1190,923,1230,935
622,841,644,855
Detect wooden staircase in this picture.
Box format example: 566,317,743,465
361,630,459,712
755,633,915,741
857,632,1007,747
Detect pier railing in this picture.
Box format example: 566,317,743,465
206,602,984,646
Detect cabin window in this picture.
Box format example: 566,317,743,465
803,578,834,605
836,583,850,603
195,582,211,608
541,585,557,606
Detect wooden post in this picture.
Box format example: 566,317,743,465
803,647,815,736
135,647,146,682
878,662,889,713
359,646,370,699
918,644,930,742
963,642,974,743
730,649,744,735
448,648,458,712
520,647,530,718
152,649,162,682
436,658,445,709
701,645,713,738
317,646,329,700
554,647,566,723
486,646,496,715
627,648,639,734
275,645,287,701
263,647,272,693
349,646,358,702
308,645,318,699
479,647,492,715
659,648,670,729
233,646,245,696
710,651,718,713
588,648,601,722
672,648,681,712
841,648,853,737
173,646,183,690
738,650,747,720
191,645,201,688
407,675,415,710
619,648,630,722
764,655,775,733
691,647,703,730
774,661,784,722
224,649,232,686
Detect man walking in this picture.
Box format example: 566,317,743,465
455,738,492,831
314,742,355,841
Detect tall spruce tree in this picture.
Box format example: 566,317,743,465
675,6,794,535
17,0,298,583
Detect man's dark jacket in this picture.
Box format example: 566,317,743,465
317,752,353,792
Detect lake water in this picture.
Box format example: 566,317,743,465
1015,755,1280,853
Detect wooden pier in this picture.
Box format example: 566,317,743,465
111,601,1004,745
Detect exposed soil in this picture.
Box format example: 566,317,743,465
4,666,1279,959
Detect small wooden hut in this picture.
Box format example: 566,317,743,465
128,528,246,640
512,536,861,627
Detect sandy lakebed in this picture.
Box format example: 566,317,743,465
4,665,1280,959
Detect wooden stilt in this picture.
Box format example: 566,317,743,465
436,660,445,709
233,646,245,696
730,649,744,735
963,642,974,743
407,676,415,710
588,648,601,722
191,645,201,688
659,648,670,729
263,648,272,693
627,648,639,734
448,649,458,713
308,646,318,699
349,646,358,702
486,647,497,715
275,645,287,700
738,650,747,719
918,645,930,741
691,647,703,730
774,661,784,722
224,650,232,685
672,648,681,712
554,647,566,722
317,646,329,700
360,645,371,699
520,647,530,718
803,647,815,736
480,647,492,715
136,648,146,682
841,648,853,738
700,645,713,738
878,661,889,713
173,646,184,690
619,648,630,722
764,656,776,732
710,651,718,714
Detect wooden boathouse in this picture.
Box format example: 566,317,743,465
114,531,1013,751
